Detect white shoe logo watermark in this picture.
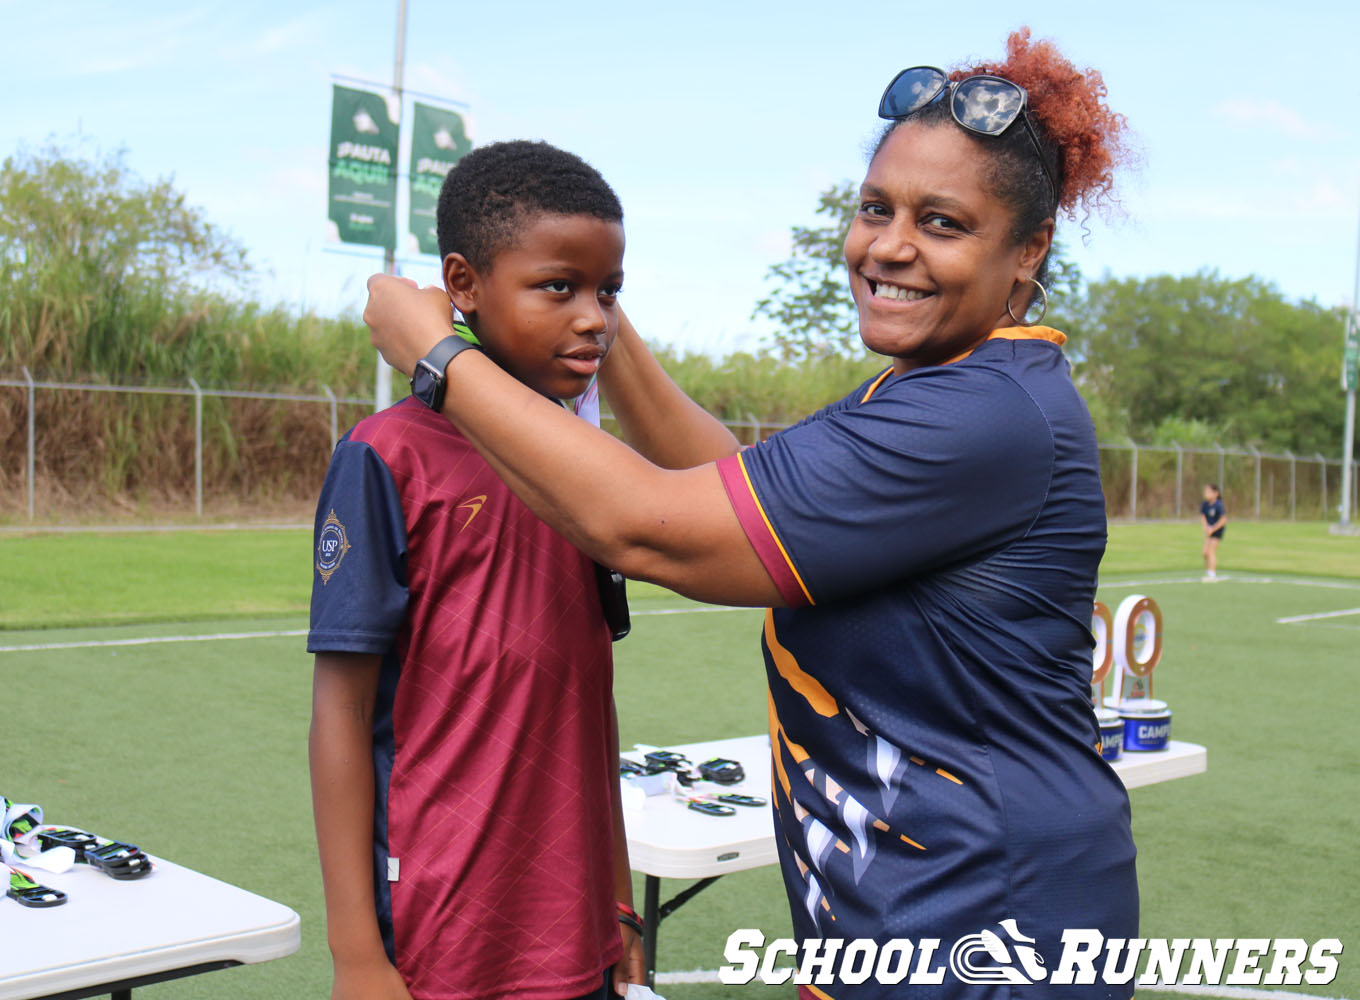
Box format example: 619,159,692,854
950,919,1048,984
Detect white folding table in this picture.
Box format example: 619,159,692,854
623,733,1206,986
0,855,300,1000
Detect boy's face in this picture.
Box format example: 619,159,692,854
446,212,625,400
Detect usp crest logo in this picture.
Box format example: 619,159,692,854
316,510,351,585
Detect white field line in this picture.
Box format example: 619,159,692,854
1100,574,1360,592
1139,986,1352,1000
12,575,1360,652
1275,607,1360,624
1099,575,1360,628
12,574,1360,653
0,522,309,535
633,606,757,616
0,629,310,653
0,605,755,653
654,969,1350,999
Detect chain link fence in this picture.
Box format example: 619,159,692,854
0,372,371,520
1098,439,1355,521
3,373,1356,522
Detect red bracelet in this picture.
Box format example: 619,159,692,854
616,900,644,934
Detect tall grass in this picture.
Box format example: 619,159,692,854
0,142,389,395
0,144,404,518
0,298,384,519
654,347,885,426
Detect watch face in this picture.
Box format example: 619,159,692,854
411,362,443,410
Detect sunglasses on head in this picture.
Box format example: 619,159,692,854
877,65,1058,211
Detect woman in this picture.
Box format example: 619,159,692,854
365,29,1135,998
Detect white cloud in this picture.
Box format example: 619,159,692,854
62,6,215,77
246,13,323,55
1138,180,1354,226
1213,99,1330,140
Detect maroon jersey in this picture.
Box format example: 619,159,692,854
309,397,620,999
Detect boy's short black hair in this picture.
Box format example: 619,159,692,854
436,140,622,271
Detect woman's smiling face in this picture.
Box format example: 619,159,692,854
844,121,1052,374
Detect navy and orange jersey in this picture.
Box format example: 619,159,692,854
1201,497,1226,533
308,397,620,1000
717,330,1137,997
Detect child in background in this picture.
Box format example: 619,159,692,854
1201,483,1227,581
308,140,642,1000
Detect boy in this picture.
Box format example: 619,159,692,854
308,141,639,1000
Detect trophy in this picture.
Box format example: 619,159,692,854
1106,594,1171,752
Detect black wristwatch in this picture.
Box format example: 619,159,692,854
410,335,481,411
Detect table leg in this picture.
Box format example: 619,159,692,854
642,875,660,989
640,875,728,988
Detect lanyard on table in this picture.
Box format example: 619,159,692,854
1,797,72,872
2,795,153,881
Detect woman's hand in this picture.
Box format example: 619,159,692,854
364,274,454,377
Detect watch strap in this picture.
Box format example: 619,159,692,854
451,320,481,347
424,333,480,378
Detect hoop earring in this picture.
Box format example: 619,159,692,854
1006,277,1048,326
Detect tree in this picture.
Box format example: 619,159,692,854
752,181,861,361
0,141,251,377
1064,270,1347,454
754,179,1084,360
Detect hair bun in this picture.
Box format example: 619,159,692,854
956,27,1136,219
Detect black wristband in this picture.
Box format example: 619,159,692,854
410,334,481,411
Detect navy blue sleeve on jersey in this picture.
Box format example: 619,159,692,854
307,437,409,653
738,365,1055,604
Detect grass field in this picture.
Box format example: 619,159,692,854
1,521,1356,998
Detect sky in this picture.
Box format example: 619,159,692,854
4,0,1359,358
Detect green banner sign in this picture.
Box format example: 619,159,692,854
409,102,473,257
328,85,400,251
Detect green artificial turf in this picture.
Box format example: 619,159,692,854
0,526,314,629
0,523,1356,997
1104,518,1360,579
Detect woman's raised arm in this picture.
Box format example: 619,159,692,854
363,276,782,607
598,311,741,469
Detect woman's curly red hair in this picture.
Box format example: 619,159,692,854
953,27,1134,219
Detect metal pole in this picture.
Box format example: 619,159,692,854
1337,194,1360,532
1320,453,1329,517
1287,450,1296,521
1173,442,1182,518
374,0,408,413
189,377,203,519
1341,390,1356,529
1250,444,1261,519
1129,439,1138,520
22,367,34,520
323,384,339,450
